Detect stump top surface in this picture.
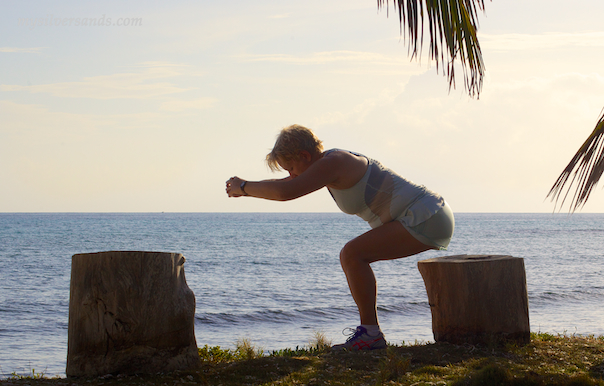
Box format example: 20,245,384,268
73,251,181,258
418,254,518,264
71,251,187,266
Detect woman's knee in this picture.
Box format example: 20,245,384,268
339,240,365,268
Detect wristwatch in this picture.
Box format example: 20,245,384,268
240,181,248,195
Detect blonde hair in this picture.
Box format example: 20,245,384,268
266,125,324,172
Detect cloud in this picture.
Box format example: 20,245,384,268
0,47,44,53
481,32,604,51
0,62,196,99
160,97,217,112
0,100,164,135
241,50,410,66
267,13,291,19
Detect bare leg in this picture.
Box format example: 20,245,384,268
339,221,433,326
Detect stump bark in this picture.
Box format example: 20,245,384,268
417,254,530,345
66,251,200,377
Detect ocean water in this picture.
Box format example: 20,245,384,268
0,212,603,378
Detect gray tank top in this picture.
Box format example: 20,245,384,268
325,149,444,228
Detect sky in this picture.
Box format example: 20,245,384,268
2,0,604,213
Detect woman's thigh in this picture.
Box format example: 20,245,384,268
343,221,433,264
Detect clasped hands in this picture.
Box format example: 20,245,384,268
226,176,246,197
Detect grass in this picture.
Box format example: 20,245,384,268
2,333,604,385
198,337,265,363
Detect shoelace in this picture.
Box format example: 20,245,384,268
342,327,363,342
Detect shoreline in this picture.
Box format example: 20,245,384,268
2,333,604,385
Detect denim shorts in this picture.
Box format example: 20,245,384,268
402,201,455,250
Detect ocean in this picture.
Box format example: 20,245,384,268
1,212,603,378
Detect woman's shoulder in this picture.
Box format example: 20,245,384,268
320,149,369,189
323,148,342,156
324,148,366,158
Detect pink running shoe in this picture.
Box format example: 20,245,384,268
331,326,387,351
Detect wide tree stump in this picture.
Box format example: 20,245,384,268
417,254,530,345
66,251,200,377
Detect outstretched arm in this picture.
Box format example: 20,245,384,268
226,155,342,201
225,176,291,199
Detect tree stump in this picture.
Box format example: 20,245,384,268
66,251,200,377
417,254,530,345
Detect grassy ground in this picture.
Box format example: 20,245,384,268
2,333,604,386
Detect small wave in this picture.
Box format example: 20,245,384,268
377,302,430,314
530,289,604,306
196,309,295,325
196,306,357,326
196,302,432,327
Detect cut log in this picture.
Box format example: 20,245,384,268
66,251,200,377
417,254,530,345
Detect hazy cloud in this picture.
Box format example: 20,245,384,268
0,62,196,99
241,50,409,65
160,97,217,112
482,32,604,51
0,47,44,53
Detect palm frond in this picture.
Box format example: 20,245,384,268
548,111,604,212
377,0,486,98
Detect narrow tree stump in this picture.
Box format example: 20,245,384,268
66,251,200,377
417,254,530,345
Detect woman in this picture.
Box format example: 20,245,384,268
226,124,454,351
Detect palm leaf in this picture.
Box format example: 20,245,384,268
548,111,604,211
377,0,486,98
